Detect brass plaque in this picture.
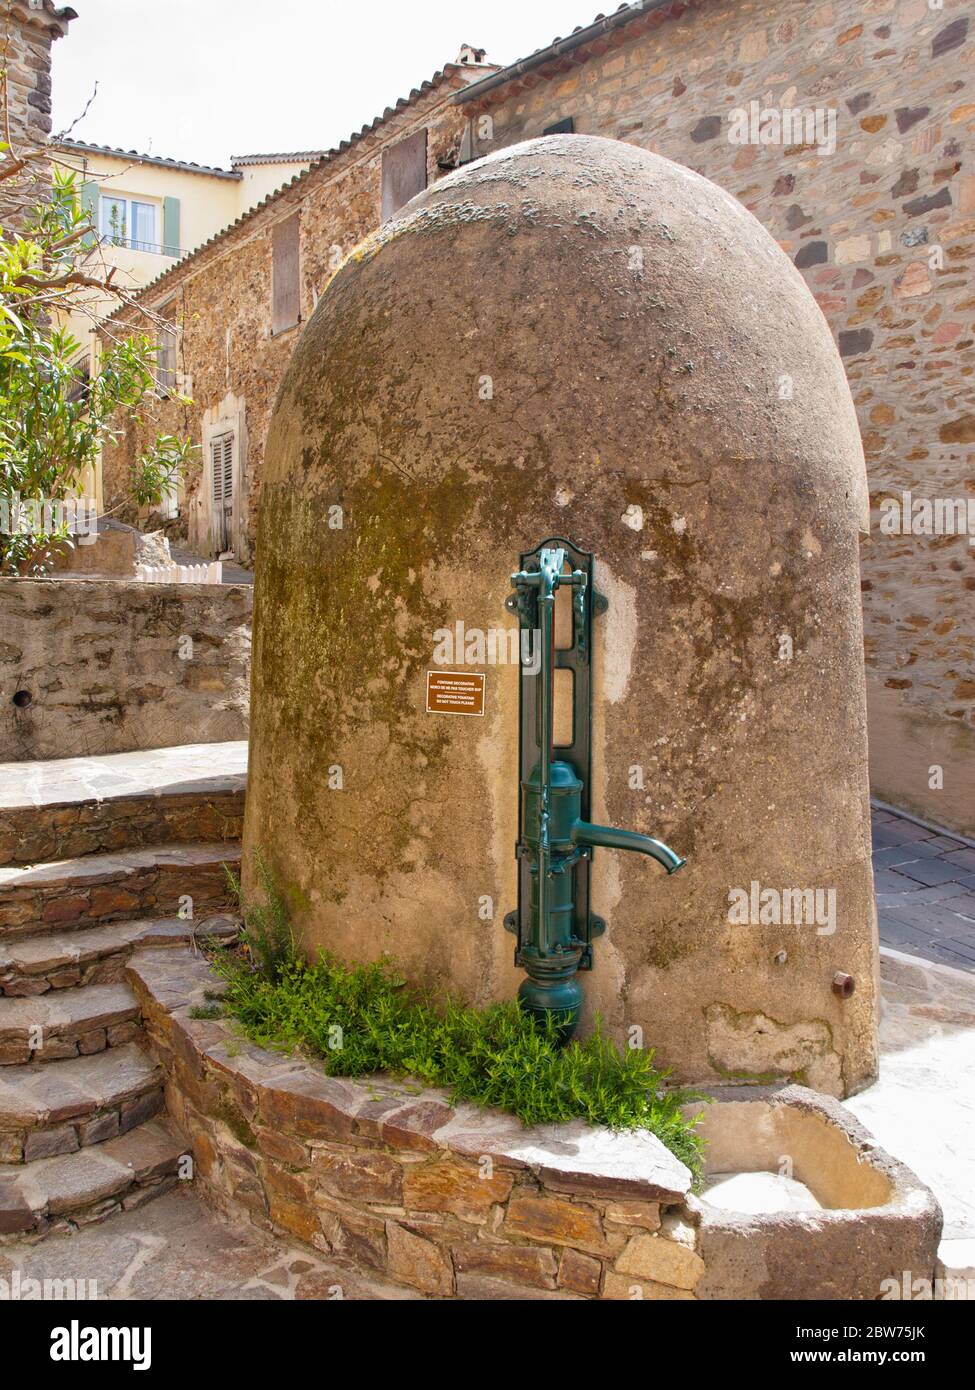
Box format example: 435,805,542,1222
426,670,485,717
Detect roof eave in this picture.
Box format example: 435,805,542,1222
6,1,77,38
454,0,701,107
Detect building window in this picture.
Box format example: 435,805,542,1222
158,471,179,521
543,118,575,136
271,213,300,335
67,355,91,405
98,194,159,252
381,129,427,222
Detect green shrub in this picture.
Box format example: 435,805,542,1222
214,939,705,1177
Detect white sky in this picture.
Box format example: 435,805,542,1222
52,0,590,168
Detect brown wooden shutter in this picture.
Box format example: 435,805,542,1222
156,302,178,395
381,129,428,222
272,213,301,334
211,433,234,504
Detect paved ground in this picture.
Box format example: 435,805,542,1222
0,741,248,810
846,945,975,1261
170,545,253,585
872,805,975,971
0,1188,417,1300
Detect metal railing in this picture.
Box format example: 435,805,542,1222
99,234,183,258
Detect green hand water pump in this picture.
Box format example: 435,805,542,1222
503,539,686,1041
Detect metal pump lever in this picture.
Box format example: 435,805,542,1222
503,540,686,1041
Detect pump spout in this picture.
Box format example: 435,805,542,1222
572,820,686,874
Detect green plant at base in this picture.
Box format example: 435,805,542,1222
223,851,296,982
215,860,705,1177
188,1001,225,1020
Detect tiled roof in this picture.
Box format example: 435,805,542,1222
455,0,706,105
57,140,242,180
7,1,76,38
105,59,496,319
230,151,328,167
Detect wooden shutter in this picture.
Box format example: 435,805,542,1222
381,129,427,222
272,213,300,334
80,180,98,248
157,304,177,394
211,433,234,503
162,196,181,257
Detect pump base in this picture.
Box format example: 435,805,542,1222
518,973,583,1045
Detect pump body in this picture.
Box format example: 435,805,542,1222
504,540,685,1039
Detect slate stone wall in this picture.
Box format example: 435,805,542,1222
0,579,251,760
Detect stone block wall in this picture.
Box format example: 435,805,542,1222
462,0,975,831
0,579,251,760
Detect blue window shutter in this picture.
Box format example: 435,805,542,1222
163,196,181,257
80,180,98,247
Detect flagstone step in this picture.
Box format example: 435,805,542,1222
0,1042,164,1164
0,842,241,940
0,913,239,997
0,980,142,1065
0,742,247,866
0,1118,187,1241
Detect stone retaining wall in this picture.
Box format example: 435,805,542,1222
128,947,941,1301
0,786,245,867
0,579,251,760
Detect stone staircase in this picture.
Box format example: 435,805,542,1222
0,742,245,1240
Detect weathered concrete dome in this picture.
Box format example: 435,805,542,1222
246,136,876,1097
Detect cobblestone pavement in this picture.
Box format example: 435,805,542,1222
0,1188,418,1300
872,806,975,972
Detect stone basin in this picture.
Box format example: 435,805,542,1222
684,1087,943,1300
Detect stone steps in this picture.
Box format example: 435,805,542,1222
0,742,247,866
0,913,239,997
0,841,241,940
0,743,246,1241
0,1117,187,1241
0,980,142,1065
0,1041,164,1164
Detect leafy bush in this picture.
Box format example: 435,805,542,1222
0,158,196,574
216,860,704,1176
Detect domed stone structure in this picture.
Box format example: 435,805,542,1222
245,135,877,1097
